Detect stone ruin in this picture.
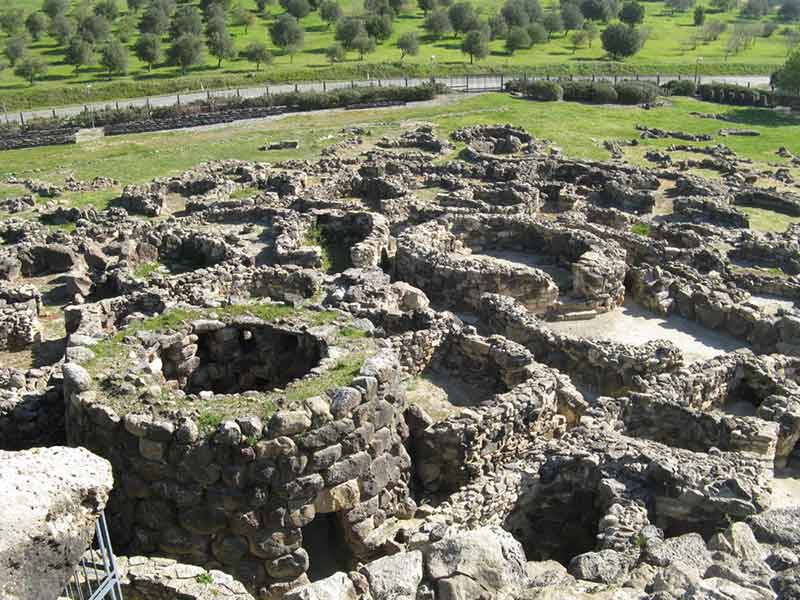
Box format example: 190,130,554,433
0,121,799,600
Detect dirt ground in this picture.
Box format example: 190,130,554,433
544,300,746,363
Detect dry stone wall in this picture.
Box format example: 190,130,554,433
64,344,413,596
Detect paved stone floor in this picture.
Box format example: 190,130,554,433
544,300,747,363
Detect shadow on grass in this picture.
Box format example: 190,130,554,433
41,47,66,57
436,41,466,50
37,73,73,83
722,106,800,127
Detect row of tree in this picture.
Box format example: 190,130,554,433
0,0,797,84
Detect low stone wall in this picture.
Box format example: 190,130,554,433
734,188,800,217
395,215,627,317
314,211,391,270
64,290,167,338
0,388,65,451
119,184,166,217
589,180,655,214
395,219,559,314
622,393,779,458
0,127,78,151
411,332,580,493
64,349,414,596
479,292,682,395
630,351,800,466
627,264,800,356
0,284,42,350
673,196,750,228
729,226,800,276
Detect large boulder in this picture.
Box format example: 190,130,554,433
361,550,423,600
568,549,630,584
283,572,359,600
425,525,528,597
749,508,800,547
0,446,114,600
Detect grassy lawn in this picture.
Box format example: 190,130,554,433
741,205,800,231
1,93,798,175
1,93,798,213
0,0,793,110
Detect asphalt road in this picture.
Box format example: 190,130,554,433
1,73,773,125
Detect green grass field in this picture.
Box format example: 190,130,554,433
1,93,798,232
0,0,795,110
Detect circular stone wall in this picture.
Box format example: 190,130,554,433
62,306,415,596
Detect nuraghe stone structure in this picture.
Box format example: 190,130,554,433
1,121,800,600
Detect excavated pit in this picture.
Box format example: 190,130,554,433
162,322,325,395
505,480,603,566
406,366,501,422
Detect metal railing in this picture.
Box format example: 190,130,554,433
62,512,124,600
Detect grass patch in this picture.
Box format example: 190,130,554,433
45,220,76,232
133,261,161,280
230,187,256,200
631,222,652,236
215,303,296,322
285,352,366,403
338,326,368,339
309,310,340,326
740,206,800,232
766,266,789,278
195,573,214,585
197,411,224,434
304,225,352,274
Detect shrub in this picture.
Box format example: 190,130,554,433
662,79,697,96
591,81,618,103
523,79,564,100
763,22,779,37
614,80,659,103
561,80,594,100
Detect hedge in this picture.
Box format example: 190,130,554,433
696,82,775,107
515,80,564,101
0,83,446,134
614,80,660,104
661,79,697,96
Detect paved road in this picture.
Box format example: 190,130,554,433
2,73,773,125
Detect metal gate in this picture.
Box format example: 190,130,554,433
62,512,124,600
